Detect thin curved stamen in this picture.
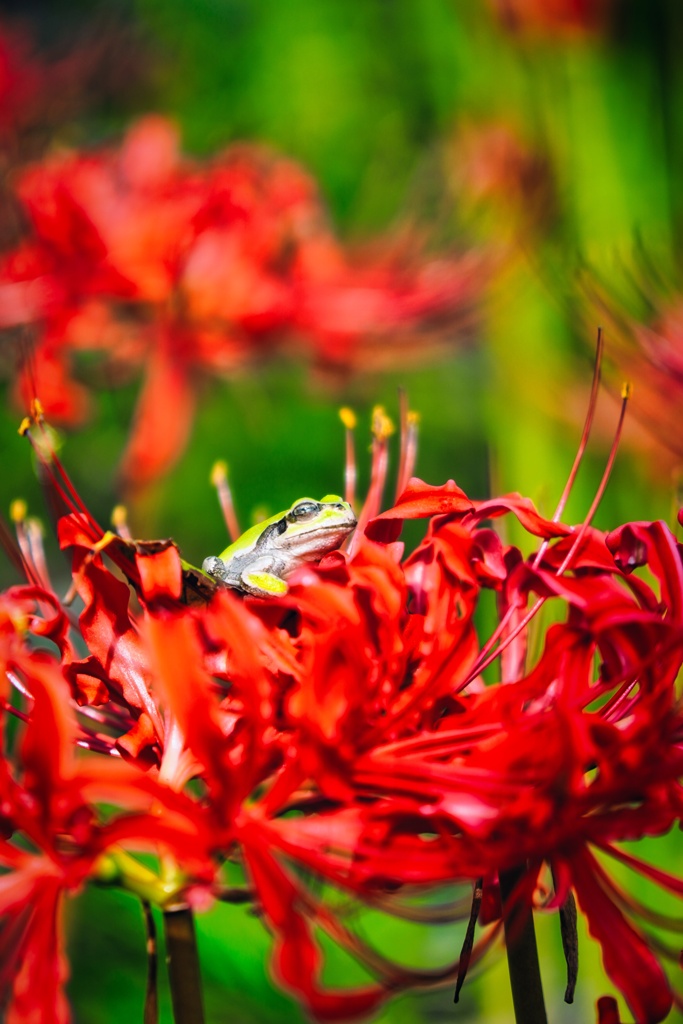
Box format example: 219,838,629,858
461,383,630,689
20,410,101,545
348,406,394,556
339,407,357,508
554,384,630,577
8,500,41,588
396,389,419,501
210,461,241,543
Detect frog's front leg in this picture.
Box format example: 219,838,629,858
203,553,288,598
239,558,289,598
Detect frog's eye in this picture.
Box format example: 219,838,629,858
288,501,320,521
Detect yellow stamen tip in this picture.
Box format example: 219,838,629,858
30,398,45,420
621,381,633,400
10,499,27,523
372,405,395,441
18,417,31,437
111,505,128,529
339,407,357,430
407,410,420,426
210,460,228,486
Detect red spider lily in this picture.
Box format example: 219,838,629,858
359,484,683,1023
0,586,216,1022
69,490,683,1019
0,115,483,488
3,398,683,1022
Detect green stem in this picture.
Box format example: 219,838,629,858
163,904,205,1024
499,866,548,1024
142,901,159,1024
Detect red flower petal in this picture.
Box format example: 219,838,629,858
241,825,386,1021
118,335,196,489
365,477,474,542
569,847,673,1024
607,520,683,624
0,868,70,1024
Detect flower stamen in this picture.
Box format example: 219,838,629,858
396,388,419,501
339,407,357,509
348,406,395,556
554,382,631,577
461,381,631,689
210,461,241,543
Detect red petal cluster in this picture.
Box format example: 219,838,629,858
0,587,214,1022
1,458,682,1020
0,116,482,486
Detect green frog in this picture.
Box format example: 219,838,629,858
202,495,356,597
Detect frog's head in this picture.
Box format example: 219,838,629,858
278,495,357,558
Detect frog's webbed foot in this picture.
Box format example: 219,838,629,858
202,555,228,582
239,569,289,598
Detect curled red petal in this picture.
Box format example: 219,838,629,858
467,493,573,538
57,517,162,739
365,477,474,542
607,520,683,624
241,825,386,1021
116,711,159,767
118,335,196,489
142,602,238,815
136,545,183,603
569,848,673,1024
0,868,70,1024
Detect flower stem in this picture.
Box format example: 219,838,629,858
499,867,548,1024
142,901,159,1024
163,904,205,1024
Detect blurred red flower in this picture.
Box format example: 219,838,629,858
0,116,483,489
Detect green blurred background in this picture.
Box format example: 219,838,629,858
2,0,682,1020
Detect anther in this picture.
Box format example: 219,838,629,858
372,405,395,441
10,500,27,524
339,407,357,430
